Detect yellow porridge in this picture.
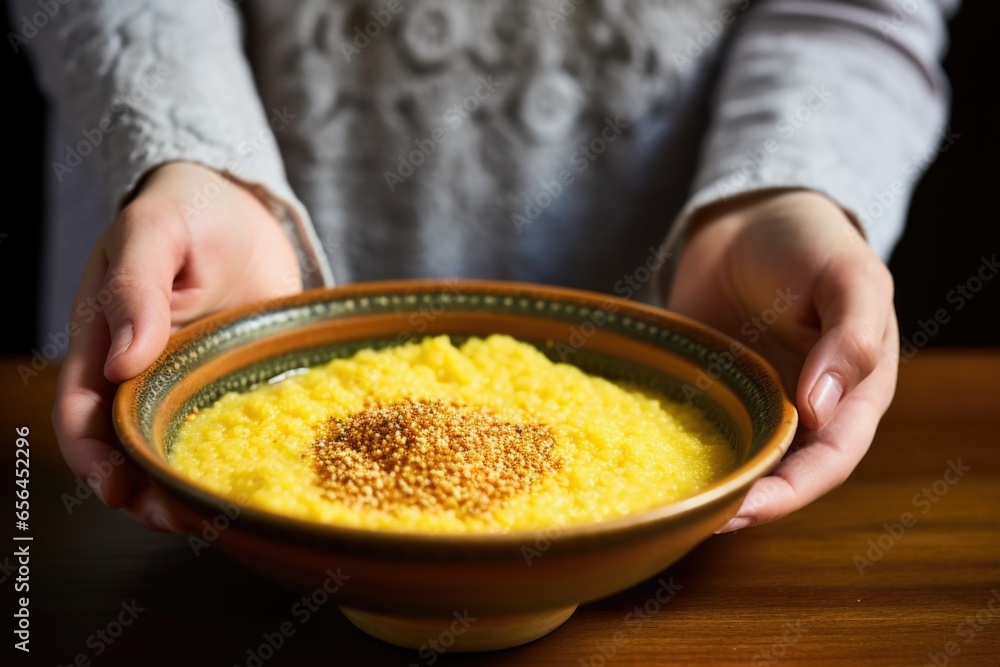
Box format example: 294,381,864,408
169,335,737,533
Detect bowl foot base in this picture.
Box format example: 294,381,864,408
340,604,578,651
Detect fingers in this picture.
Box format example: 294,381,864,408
55,242,184,530
54,243,136,509
796,256,894,430
102,203,187,383
717,400,874,532
120,475,186,533
719,318,898,532
57,162,305,534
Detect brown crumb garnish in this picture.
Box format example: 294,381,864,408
311,399,560,515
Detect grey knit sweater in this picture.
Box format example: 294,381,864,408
15,0,956,335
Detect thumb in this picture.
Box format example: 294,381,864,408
797,256,894,430
102,206,187,383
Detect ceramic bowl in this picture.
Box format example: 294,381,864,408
113,279,796,651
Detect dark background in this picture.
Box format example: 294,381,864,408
1,2,997,354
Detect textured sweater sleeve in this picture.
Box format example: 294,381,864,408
665,0,957,264
13,0,333,286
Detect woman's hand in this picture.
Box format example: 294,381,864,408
54,162,303,531
667,190,899,532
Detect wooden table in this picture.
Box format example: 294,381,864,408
2,352,998,666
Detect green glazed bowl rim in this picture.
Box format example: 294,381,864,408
113,279,798,550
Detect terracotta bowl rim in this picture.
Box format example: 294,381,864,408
113,278,798,548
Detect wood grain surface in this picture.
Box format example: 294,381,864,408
1,351,997,666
